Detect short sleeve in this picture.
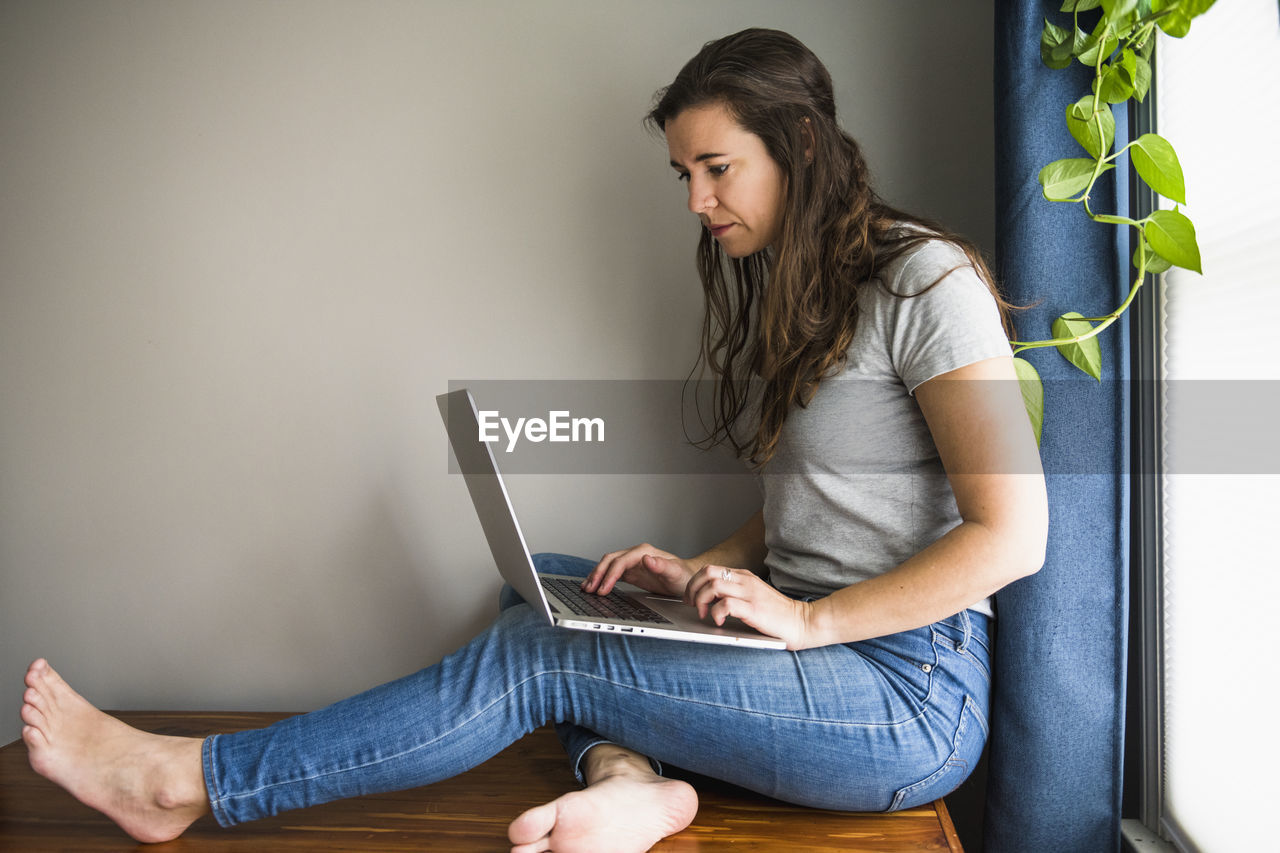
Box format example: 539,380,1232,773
881,242,1012,394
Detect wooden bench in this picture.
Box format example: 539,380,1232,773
1,711,963,851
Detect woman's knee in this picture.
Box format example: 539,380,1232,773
531,552,595,578
498,583,525,612
499,553,594,611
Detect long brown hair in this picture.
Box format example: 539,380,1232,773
648,28,1014,466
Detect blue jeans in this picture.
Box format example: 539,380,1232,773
203,554,991,825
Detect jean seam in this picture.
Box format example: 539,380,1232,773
215,670,573,803
601,672,929,728
212,666,931,807
958,609,971,652
204,735,235,827
887,694,980,811
567,737,666,785
923,630,942,707
969,695,990,740
964,637,992,661
569,736,611,786
953,647,992,682
935,617,991,684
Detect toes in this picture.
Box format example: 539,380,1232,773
25,659,48,688
20,701,47,730
41,662,67,690
26,659,75,711
25,660,62,698
21,724,48,750
507,801,556,848
509,838,552,853
24,686,45,709
509,842,550,853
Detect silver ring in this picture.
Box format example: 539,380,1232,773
720,567,732,582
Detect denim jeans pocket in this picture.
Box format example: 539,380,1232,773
853,625,943,713
954,640,992,683
886,695,986,812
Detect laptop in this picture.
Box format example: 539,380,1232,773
436,388,785,649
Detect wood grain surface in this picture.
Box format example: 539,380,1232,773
1,711,961,851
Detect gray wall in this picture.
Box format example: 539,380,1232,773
0,1,993,741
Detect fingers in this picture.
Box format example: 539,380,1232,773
584,544,664,595
582,551,613,593
685,564,744,621
683,567,809,648
583,547,629,594
707,594,747,627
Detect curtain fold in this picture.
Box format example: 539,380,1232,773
986,3,1129,851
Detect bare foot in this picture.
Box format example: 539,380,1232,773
507,745,698,853
20,659,210,843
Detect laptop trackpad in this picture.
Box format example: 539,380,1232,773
639,593,774,637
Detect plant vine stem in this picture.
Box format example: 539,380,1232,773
1019,8,1184,367
1093,215,1145,228
1011,242,1150,355
1104,139,1136,164
1082,22,1111,220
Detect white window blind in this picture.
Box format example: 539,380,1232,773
1157,1,1280,850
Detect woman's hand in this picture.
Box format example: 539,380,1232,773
583,544,697,599
684,565,813,651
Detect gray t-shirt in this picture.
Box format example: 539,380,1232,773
758,237,1011,618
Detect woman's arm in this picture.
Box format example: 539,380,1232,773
687,355,1047,649
689,509,768,575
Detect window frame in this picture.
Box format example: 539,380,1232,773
1121,44,1172,853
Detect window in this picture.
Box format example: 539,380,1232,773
1132,1,1280,850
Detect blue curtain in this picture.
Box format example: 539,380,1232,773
987,3,1129,852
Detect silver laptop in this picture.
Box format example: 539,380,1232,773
437,388,785,649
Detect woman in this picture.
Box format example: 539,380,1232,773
19,28,1046,853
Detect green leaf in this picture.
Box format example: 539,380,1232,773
1133,240,1174,274
1145,209,1202,273
1041,19,1075,69
1063,0,1104,10
1042,18,1069,44
1150,0,1214,38
1131,133,1186,203
1052,312,1104,381
1095,64,1136,103
1012,357,1045,447
1042,48,1074,70
1049,24,1090,63
1039,158,1109,201
1066,95,1115,159
1117,48,1138,85
1156,8,1194,38
1132,53,1152,101
1100,0,1141,17
1079,22,1120,67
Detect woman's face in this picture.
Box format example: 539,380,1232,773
665,103,786,258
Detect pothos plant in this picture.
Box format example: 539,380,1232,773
1011,0,1216,443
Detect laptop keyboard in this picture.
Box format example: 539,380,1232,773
541,576,673,625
